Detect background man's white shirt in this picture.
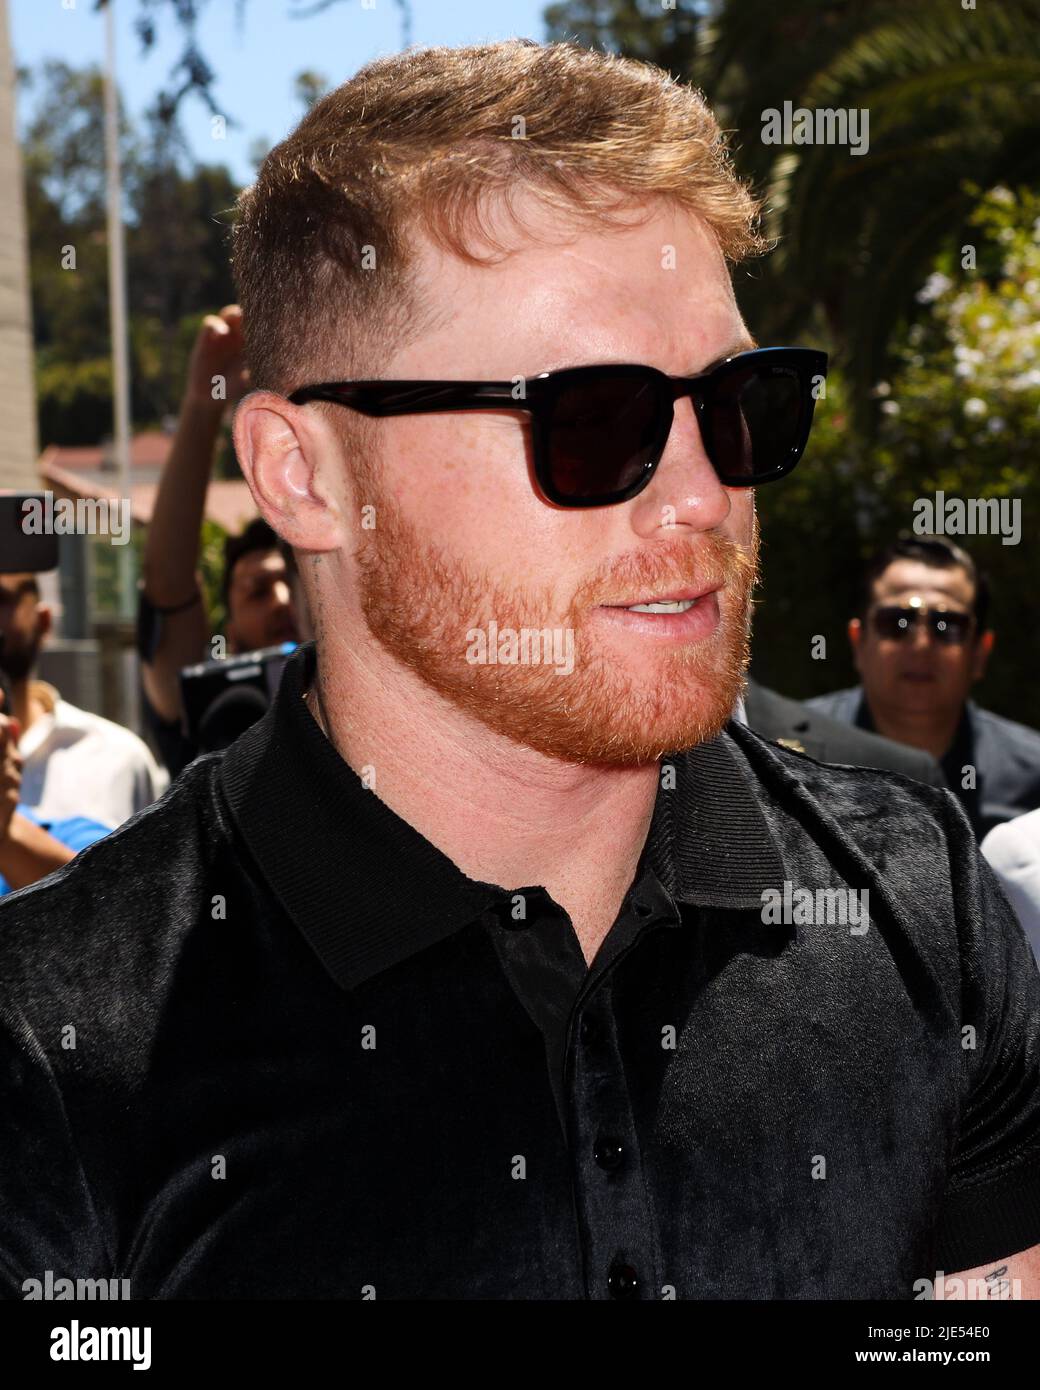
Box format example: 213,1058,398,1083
17,682,168,831
982,808,1040,966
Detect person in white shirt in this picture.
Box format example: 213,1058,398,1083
0,572,166,831
982,808,1040,967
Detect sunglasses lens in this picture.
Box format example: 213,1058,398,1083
547,373,663,502
540,351,823,505
933,612,972,643
706,365,805,484
873,607,973,643
874,607,911,639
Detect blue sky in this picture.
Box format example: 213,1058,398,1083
11,0,553,185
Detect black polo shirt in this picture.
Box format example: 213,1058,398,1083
1,641,1039,1300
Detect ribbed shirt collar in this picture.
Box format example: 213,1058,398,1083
220,642,788,990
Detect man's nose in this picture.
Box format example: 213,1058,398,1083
635,396,731,530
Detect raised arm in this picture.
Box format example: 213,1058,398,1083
139,305,249,723
0,716,75,891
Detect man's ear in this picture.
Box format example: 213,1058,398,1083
848,617,863,673
36,604,53,643
971,628,995,683
232,392,342,553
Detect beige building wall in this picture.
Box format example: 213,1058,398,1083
0,0,39,491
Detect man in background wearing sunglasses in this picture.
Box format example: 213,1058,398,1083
809,534,1040,839
1,40,1039,1304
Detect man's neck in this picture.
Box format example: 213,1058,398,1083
865,696,964,763
308,634,661,967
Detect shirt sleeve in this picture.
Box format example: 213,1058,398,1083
45,817,113,854
933,792,1040,1273
981,815,1040,966
14,807,112,854
0,811,112,896
104,744,163,824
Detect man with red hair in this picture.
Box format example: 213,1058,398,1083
0,39,1037,1301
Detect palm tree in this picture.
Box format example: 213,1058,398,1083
700,0,1040,423
544,0,700,72
545,0,1040,427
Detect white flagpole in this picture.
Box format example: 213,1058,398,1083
102,0,133,618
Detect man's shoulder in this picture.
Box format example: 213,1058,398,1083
745,681,942,784
972,703,1040,758
53,697,152,748
723,716,954,836
696,723,989,988
51,698,158,766
0,753,227,988
802,685,863,721
718,721,983,972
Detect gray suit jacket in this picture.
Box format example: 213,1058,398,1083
807,685,1040,837
743,680,946,787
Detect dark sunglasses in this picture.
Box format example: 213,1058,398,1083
287,346,828,508
871,605,976,645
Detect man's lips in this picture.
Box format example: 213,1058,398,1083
600,583,723,607
592,587,723,642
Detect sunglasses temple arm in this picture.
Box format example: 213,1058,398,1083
288,383,529,416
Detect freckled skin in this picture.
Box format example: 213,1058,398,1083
296,193,760,763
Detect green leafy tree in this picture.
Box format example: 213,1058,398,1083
293,69,330,111
122,0,411,115
21,61,238,443
544,0,1040,427
754,186,1040,722
544,0,700,71
747,0,1040,423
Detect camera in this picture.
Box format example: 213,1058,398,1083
179,642,297,752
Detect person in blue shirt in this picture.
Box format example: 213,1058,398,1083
0,699,111,895
0,805,111,897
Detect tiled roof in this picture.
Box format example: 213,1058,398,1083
37,438,257,533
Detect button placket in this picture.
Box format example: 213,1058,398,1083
566,971,663,1301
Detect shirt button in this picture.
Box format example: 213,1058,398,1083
607,1261,640,1299
579,1015,601,1047
632,897,654,918
594,1136,625,1172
